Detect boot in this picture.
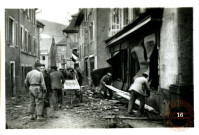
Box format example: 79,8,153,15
37,115,44,121
30,114,35,120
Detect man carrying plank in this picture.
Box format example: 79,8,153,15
128,72,151,116
100,72,113,100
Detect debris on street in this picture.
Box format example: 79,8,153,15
6,86,165,129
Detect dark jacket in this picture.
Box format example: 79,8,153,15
100,75,112,85
43,70,52,93
50,70,65,89
42,70,52,108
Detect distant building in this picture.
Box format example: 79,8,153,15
63,13,79,69
40,50,49,68
55,38,72,68
5,9,44,97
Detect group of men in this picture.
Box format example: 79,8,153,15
24,61,81,120
25,60,151,120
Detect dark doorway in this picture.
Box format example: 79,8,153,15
10,61,15,97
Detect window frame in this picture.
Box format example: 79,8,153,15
8,16,18,47
24,29,28,52
33,38,37,55
20,25,25,51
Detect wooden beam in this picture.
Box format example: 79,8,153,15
105,85,158,113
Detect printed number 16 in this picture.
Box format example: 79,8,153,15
177,112,183,117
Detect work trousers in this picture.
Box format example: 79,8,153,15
101,85,113,99
52,89,62,110
43,91,50,116
29,86,44,116
128,90,145,114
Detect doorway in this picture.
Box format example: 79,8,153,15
10,61,16,97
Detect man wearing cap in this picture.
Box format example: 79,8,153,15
100,72,113,99
24,61,47,120
59,67,68,79
50,66,65,110
127,72,151,116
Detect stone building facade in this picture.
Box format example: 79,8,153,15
75,8,111,85
5,9,44,97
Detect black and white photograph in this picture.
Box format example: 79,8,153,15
0,0,198,134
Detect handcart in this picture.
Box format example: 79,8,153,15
62,78,83,106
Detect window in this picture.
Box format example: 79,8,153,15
89,22,93,41
109,8,122,36
5,11,8,42
28,33,31,53
111,50,128,82
25,30,28,52
30,9,32,21
20,26,25,50
32,10,36,25
31,37,34,54
123,8,129,26
84,27,88,44
85,9,88,21
26,9,29,19
42,56,45,60
61,55,64,60
8,17,18,46
20,26,23,48
84,44,88,56
112,8,120,29
33,38,37,55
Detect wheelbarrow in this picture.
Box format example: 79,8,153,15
62,78,83,106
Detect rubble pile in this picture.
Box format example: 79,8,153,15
66,86,128,121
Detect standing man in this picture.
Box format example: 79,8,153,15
24,61,47,120
40,64,52,118
75,66,83,86
50,66,65,110
100,72,113,100
127,72,151,116
59,67,67,79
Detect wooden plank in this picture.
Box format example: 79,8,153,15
123,120,165,128
105,85,158,113
102,115,116,119
117,115,149,120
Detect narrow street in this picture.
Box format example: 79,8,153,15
6,86,165,129
5,8,193,129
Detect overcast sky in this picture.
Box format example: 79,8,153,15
36,8,79,25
